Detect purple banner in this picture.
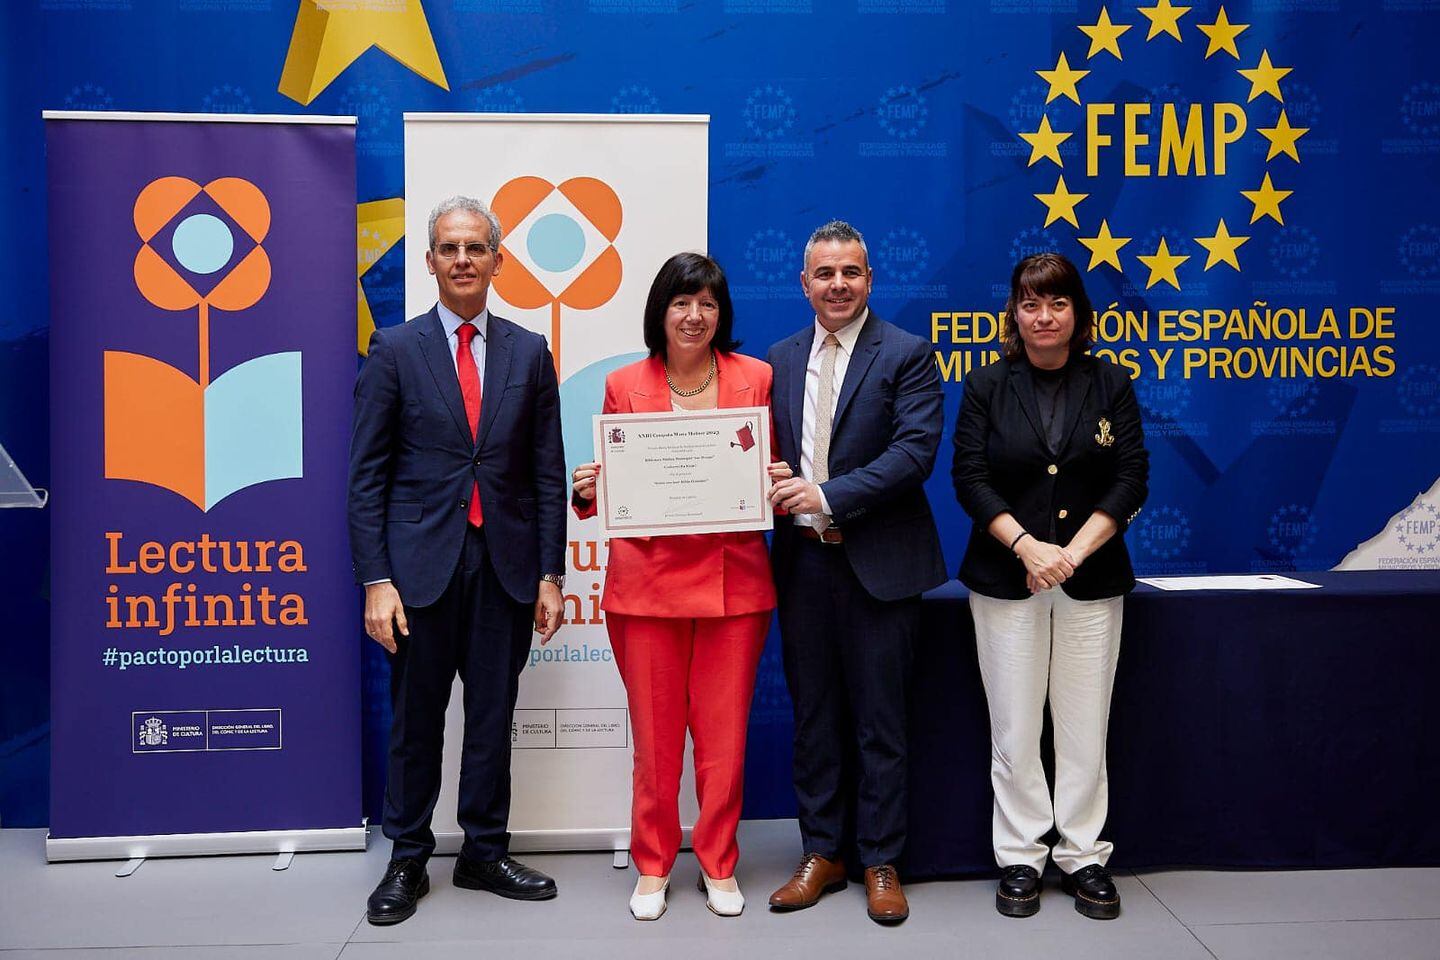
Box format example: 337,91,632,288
47,116,360,841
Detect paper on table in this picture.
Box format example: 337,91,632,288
1137,575,1322,591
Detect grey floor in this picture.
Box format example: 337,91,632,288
3,820,1439,959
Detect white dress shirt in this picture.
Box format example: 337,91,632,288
796,308,869,529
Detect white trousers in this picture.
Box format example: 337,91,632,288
970,589,1123,874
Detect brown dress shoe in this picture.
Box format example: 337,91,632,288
768,853,848,910
864,864,909,924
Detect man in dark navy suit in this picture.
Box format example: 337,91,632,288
765,221,947,924
348,196,567,925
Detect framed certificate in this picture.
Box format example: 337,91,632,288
593,407,773,538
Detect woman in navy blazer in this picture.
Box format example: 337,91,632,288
951,253,1147,921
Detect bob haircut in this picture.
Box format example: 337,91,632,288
1000,252,1095,361
642,252,741,358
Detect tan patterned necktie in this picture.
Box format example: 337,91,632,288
812,333,840,529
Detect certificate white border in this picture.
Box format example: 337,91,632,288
594,407,773,538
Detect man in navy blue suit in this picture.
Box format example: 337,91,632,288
765,221,947,924
348,196,567,925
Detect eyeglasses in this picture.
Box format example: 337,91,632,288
433,242,495,260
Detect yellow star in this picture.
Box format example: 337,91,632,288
1257,109,1310,162
1036,52,1090,105
1240,172,1293,224
1078,7,1132,60
357,198,405,356
1194,219,1250,271
1136,237,1189,290
1136,0,1191,41
1077,220,1132,272
279,0,448,106
1195,6,1249,60
1238,50,1292,103
1034,175,1088,228
1018,115,1073,168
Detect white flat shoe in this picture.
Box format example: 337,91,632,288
698,871,744,917
630,876,669,921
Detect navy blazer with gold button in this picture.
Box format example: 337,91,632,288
951,352,1148,601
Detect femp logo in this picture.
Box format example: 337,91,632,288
1383,81,1440,154
745,85,796,141
996,82,1081,161
201,85,253,114
1394,500,1440,556
1398,364,1440,418
1254,376,1334,437
1261,504,1318,569
1267,378,1319,418
1252,83,1335,156
1401,81,1440,137
1016,11,1310,292
727,85,813,159
1134,377,1207,437
62,83,115,110
1381,224,1440,296
874,228,949,301
338,82,399,157
1269,226,1320,280
1135,505,1205,573
609,84,658,114
733,228,798,301
861,85,948,158
474,84,526,113
1256,224,1335,296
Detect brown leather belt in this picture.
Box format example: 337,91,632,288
798,525,844,544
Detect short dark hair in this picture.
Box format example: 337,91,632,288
1000,252,1095,361
642,253,740,358
804,220,868,271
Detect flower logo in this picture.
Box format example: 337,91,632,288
133,176,271,385
491,176,623,372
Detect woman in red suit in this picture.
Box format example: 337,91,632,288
572,253,789,920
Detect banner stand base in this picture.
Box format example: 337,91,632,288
45,823,368,863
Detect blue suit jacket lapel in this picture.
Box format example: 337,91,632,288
832,313,881,430
418,307,473,447
476,315,514,451
787,327,814,457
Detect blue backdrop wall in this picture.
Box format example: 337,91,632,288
3,0,1438,828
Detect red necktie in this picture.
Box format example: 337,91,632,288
456,321,484,527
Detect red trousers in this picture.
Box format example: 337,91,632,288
607,612,769,878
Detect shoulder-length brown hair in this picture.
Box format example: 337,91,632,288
1000,252,1095,361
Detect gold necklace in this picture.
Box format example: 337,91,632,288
666,352,716,397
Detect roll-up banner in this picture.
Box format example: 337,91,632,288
45,113,365,861
403,113,709,851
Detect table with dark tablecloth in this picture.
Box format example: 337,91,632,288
902,571,1440,878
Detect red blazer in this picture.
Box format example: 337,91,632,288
575,352,778,618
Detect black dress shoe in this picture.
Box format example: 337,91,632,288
1061,864,1120,920
453,854,557,900
367,858,430,925
995,864,1041,918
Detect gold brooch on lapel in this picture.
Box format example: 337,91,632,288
1095,417,1115,448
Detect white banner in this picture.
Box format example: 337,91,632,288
404,113,710,852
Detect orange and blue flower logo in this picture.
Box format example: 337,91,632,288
105,177,302,511
491,176,623,372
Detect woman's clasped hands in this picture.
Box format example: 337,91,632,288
1016,536,1080,594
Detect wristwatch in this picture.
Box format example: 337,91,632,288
540,573,565,590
